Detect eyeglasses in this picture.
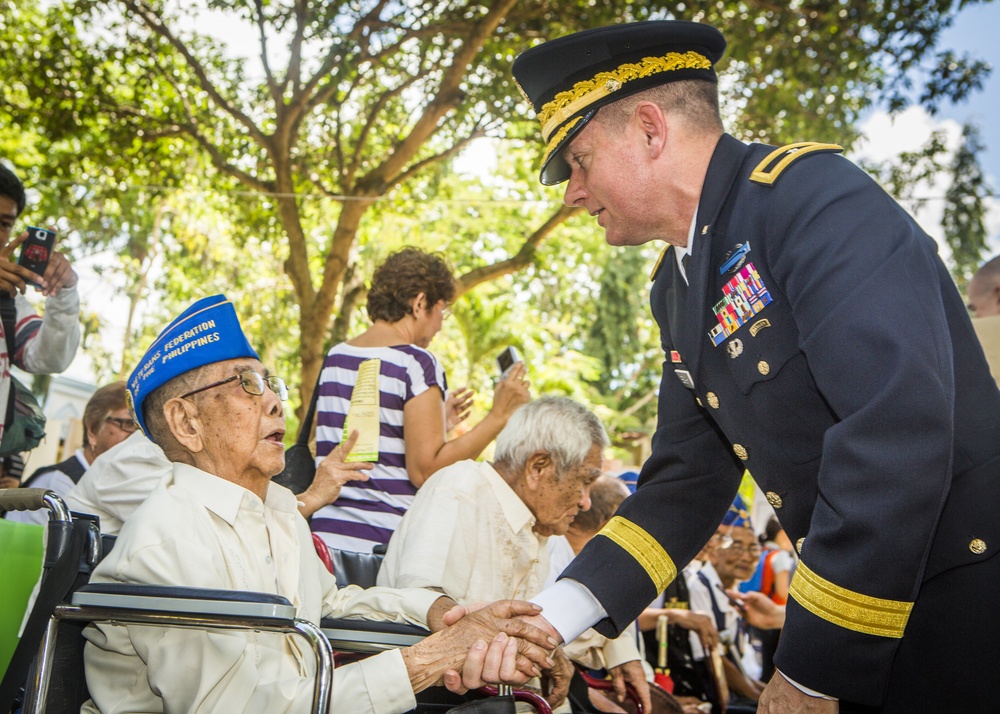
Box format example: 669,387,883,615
105,416,139,433
720,542,762,557
179,369,288,402
708,532,734,549
441,303,452,319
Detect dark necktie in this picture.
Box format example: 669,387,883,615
666,250,691,347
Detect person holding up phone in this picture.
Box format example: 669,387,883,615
0,164,81,445
311,247,531,554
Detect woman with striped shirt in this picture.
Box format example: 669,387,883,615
311,247,530,553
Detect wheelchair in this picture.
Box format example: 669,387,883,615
0,488,543,713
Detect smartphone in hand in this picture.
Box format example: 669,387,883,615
717,584,747,615
497,346,521,379
17,226,56,288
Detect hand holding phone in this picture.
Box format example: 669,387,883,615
17,226,56,289
716,584,747,615
497,346,522,379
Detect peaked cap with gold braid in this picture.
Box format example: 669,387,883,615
512,21,726,185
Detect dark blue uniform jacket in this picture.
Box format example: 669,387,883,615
562,133,1000,705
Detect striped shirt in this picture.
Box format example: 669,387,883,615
311,342,447,553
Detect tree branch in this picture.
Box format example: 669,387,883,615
391,129,485,188
456,204,581,296
120,0,269,149
361,0,519,188
253,0,282,103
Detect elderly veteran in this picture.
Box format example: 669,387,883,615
512,20,1000,714
379,396,650,712
82,295,557,714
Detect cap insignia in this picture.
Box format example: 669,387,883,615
538,51,711,142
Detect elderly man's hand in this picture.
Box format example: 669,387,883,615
297,430,372,517
669,608,720,653
401,599,558,695
609,659,651,712
540,645,573,709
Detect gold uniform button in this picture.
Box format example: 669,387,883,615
796,537,805,553
733,444,748,460
766,491,783,509
758,360,770,376
707,392,720,409
970,538,987,555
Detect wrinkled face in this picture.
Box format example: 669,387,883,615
0,195,18,248
184,358,286,481
530,444,603,537
711,525,759,586
695,526,729,562
560,116,658,248
88,407,136,459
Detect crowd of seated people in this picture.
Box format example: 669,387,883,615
76,294,561,713
2,235,792,713
638,499,771,714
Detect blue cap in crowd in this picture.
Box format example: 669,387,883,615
722,494,752,529
126,295,259,436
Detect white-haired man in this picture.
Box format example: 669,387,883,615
380,395,651,712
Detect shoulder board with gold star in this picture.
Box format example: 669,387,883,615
749,142,844,186
650,244,672,282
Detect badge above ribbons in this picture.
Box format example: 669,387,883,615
708,244,773,347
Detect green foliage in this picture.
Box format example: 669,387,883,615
943,123,991,290
859,120,991,290
1,0,994,455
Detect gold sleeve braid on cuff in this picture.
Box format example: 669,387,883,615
597,516,677,592
789,561,913,638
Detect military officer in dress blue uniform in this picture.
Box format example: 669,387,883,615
513,20,1000,714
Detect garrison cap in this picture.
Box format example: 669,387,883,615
722,493,752,529
126,294,259,437
512,21,726,185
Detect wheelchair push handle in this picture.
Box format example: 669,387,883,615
0,487,72,522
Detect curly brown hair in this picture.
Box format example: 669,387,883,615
366,247,456,323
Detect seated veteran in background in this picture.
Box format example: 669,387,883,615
82,295,558,714
639,532,721,714
686,499,765,711
544,475,632,588
379,396,651,712
7,381,134,527
64,430,172,535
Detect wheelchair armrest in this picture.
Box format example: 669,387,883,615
321,616,430,652
71,583,296,620
48,584,333,714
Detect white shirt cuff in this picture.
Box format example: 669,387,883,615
530,579,607,645
779,669,838,701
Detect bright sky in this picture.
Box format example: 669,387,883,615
58,5,1000,383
